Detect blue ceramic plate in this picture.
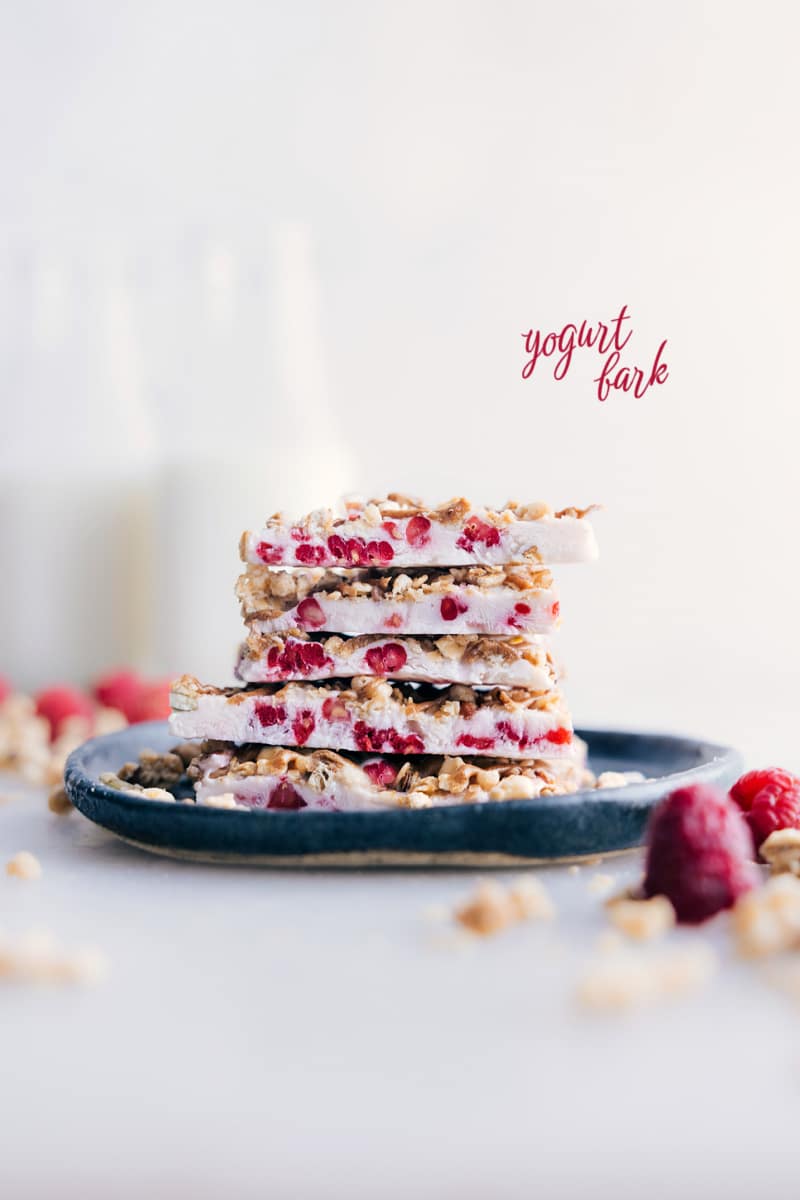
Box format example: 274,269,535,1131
64,722,741,867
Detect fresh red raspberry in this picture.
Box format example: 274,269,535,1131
125,680,172,723
0,675,11,705
92,669,142,720
730,767,800,812
34,685,95,740
643,783,759,924
745,783,800,852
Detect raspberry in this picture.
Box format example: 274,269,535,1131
366,539,394,564
364,642,408,674
643,784,759,924
327,534,347,560
296,597,325,629
457,734,496,751
514,603,531,615
256,541,283,564
125,680,171,723
730,767,800,812
291,710,316,746
440,596,468,621
267,780,307,810
92,669,142,720
322,696,349,721
345,537,370,566
34,686,94,740
0,675,11,705
456,518,501,551
296,543,326,566
255,702,286,727
745,783,800,852
363,760,398,787
545,728,572,745
406,515,431,548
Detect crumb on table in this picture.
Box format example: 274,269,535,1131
6,851,42,881
455,876,555,936
605,894,675,941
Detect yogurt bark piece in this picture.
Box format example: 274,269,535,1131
236,632,558,690
170,676,574,759
241,494,598,569
189,743,590,812
237,564,560,637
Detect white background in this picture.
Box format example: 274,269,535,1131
1,4,800,1197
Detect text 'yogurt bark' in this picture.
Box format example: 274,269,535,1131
241,494,598,569
170,675,574,759
236,632,558,690
190,743,589,812
237,564,560,637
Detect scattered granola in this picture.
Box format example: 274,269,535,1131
6,851,42,881
577,944,717,1012
0,929,108,986
731,874,800,957
454,877,555,936
605,894,675,941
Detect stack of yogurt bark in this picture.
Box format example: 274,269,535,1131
169,495,598,812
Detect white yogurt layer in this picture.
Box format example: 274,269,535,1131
243,509,598,570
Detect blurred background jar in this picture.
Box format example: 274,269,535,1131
0,224,354,689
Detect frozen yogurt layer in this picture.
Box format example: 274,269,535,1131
241,494,598,569
236,631,557,690
237,564,560,637
169,675,574,759
189,743,589,812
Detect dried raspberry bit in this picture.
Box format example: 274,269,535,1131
299,641,330,670
327,533,347,560
266,646,281,669
363,760,398,787
643,784,759,924
364,642,408,674
393,732,425,754
291,709,316,746
256,541,283,564
382,520,400,540
406,515,431,548
322,696,349,721
545,728,572,745
457,734,496,751
551,601,560,618
384,613,403,630
295,543,326,566
729,767,800,853
267,780,307,810
254,701,287,728
296,597,325,629
289,526,306,542
456,517,501,551
366,539,394,564
514,603,531,615
440,596,468,622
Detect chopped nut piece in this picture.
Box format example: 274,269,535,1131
47,785,73,815
455,877,555,936
577,945,716,1011
606,895,675,941
6,851,42,880
732,875,800,957
760,828,800,877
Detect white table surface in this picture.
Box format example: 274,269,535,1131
2,749,799,1200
